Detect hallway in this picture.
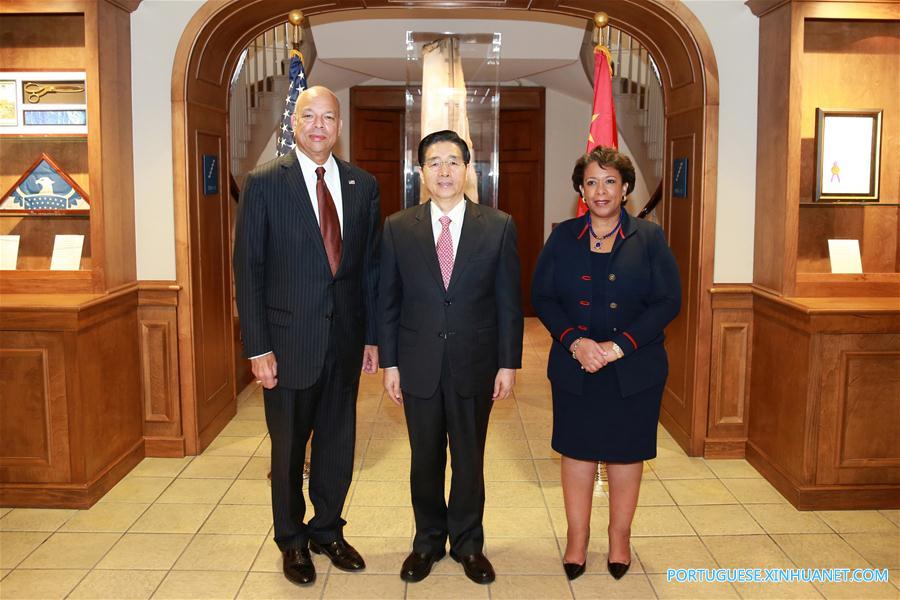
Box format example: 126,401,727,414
1,319,897,599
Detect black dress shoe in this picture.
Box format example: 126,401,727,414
400,549,446,582
450,551,495,584
309,538,366,571
563,561,586,580
282,548,316,585
607,560,630,579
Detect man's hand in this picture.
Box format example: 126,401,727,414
383,368,403,405
492,368,516,400
362,345,379,374
251,353,278,389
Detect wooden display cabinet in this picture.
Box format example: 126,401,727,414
0,0,144,508
747,0,899,509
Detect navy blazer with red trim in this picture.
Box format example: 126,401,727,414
531,211,681,397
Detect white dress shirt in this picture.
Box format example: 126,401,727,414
295,147,344,234
430,198,466,258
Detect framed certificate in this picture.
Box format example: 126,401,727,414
814,108,883,202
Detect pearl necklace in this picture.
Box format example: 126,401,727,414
588,213,622,250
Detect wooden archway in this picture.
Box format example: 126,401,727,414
171,0,719,456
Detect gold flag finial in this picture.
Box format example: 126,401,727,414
289,10,304,48
594,12,609,28
592,11,613,67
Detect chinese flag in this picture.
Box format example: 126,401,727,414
577,48,618,216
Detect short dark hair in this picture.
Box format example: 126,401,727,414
571,145,636,199
418,130,471,166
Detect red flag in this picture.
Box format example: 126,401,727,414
577,48,618,216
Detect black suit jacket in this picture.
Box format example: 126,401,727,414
378,200,523,398
531,211,681,397
233,151,380,390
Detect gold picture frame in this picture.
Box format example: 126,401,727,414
814,108,882,202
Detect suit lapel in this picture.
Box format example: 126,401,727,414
335,158,355,276
446,199,484,291
413,201,445,290
280,151,329,267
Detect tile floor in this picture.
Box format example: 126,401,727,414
1,319,898,599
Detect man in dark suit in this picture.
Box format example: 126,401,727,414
378,130,523,584
233,86,379,586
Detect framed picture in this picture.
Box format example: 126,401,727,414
814,108,882,202
0,80,16,126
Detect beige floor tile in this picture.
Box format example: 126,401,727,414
0,531,51,568
705,459,762,479
180,455,249,479
154,570,247,599
772,533,870,569
632,506,697,537
19,532,120,569
100,477,172,503
129,503,215,534
490,407,521,423
485,436,532,459
721,478,789,504
155,478,231,504
534,458,562,483
632,536,716,574
572,573,658,599
237,571,326,599
520,421,551,440
486,537,562,574
68,569,167,599
357,457,411,481
484,481,545,508
842,532,900,569
1,569,8,580
363,437,411,459
879,510,900,527
815,511,898,534
813,579,900,599
173,533,265,571
235,405,265,421
484,459,538,482
350,480,410,507
0,508,10,518
702,534,795,569
237,456,271,480
202,435,264,457
200,504,272,534
654,437,688,459
96,532,192,570
680,505,764,536
527,437,560,459
322,573,405,598
61,503,149,533
638,480,676,506
0,508,75,531
548,505,614,538
249,538,289,573
129,457,193,478
343,506,413,538
662,479,738,505
648,457,716,480
335,536,410,575
220,418,269,437
575,536,646,575
732,581,823,599
483,507,556,538
745,504,831,534
405,574,489,599
0,569,87,599
371,419,409,439
221,479,271,505
649,573,739,598
253,437,272,457
490,573,573,599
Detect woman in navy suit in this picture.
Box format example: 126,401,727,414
532,146,681,580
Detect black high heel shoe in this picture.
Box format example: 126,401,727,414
607,560,630,579
563,561,586,580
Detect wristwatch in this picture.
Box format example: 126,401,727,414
611,342,624,359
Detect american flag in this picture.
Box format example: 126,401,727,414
275,49,308,157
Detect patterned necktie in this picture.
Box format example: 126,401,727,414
315,166,342,276
436,215,454,289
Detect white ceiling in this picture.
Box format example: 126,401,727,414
305,9,594,102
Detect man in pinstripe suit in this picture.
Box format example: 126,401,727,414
233,86,379,586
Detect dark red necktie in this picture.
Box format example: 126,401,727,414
315,166,342,275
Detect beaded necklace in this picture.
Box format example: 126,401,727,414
587,211,622,250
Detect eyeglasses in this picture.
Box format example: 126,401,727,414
423,158,465,172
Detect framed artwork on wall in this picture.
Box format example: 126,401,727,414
814,108,882,202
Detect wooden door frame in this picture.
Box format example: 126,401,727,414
171,0,719,456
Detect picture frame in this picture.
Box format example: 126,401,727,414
0,80,16,126
814,108,882,202
0,153,90,215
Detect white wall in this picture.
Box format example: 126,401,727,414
684,0,759,283
131,0,204,281
130,0,759,284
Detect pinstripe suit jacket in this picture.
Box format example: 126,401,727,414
233,151,380,390
378,200,523,399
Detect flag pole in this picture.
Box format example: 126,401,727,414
289,9,304,50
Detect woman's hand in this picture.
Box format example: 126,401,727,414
571,338,609,373
596,341,623,364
